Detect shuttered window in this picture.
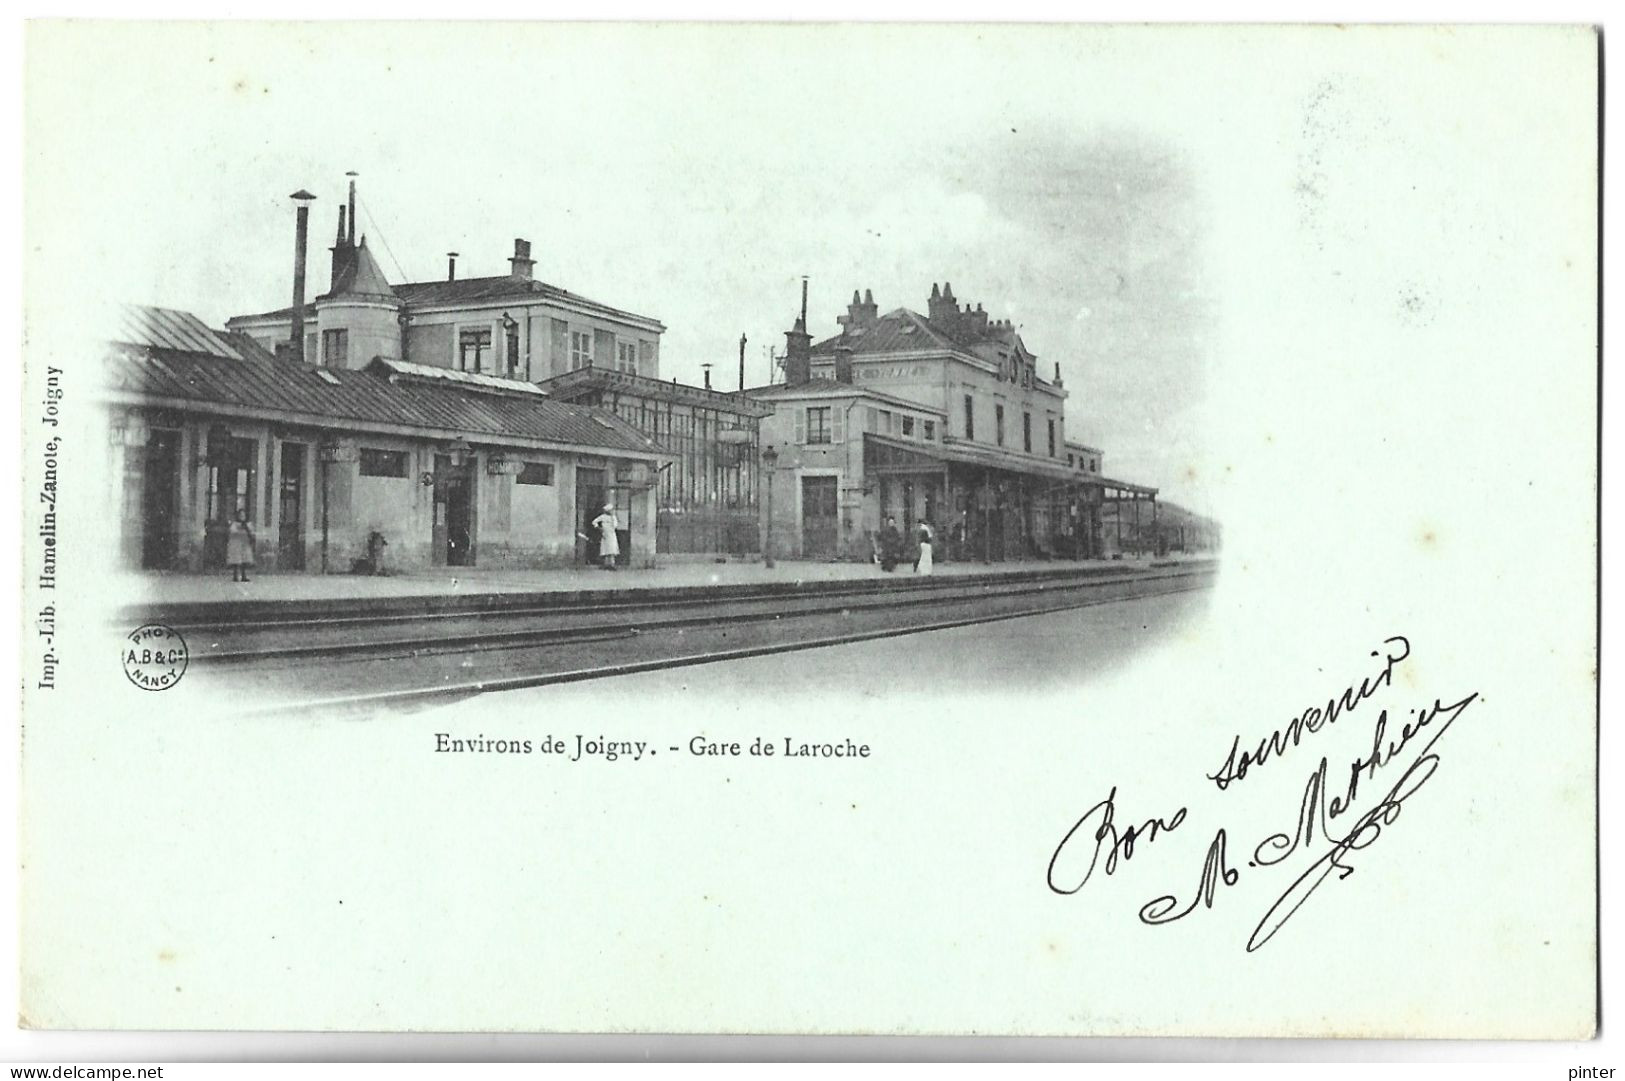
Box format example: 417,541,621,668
805,407,831,444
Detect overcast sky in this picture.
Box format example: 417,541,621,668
30,22,1217,508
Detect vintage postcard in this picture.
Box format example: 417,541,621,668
16,22,1598,1037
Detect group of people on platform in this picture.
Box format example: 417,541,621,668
874,516,934,576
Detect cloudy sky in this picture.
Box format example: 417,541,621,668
29,22,1217,507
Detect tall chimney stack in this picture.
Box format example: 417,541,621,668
346,171,358,245
447,252,459,282
702,363,713,390
783,276,813,385
510,238,535,280
738,333,747,392
288,190,315,362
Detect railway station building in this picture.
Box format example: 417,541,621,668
747,283,1157,562
105,304,671,574
222,177,766,563
536,367,773,558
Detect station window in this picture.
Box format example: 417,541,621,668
570,330,593,370
805,406,833,444
995,404,1006,447
964,395,975,440
901,415,915,438
459,328,492,373
1047,418,1056,457
1023,412,1033,453
617,341,638,374
923,419,935,441
359,448,409,478
322,328,348,367
517,462,555,486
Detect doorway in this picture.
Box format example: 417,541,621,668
278,442,306,571
801,475,838,559
140,429,181,569
433,454,476,566
202,436,257,569
576,467,606,565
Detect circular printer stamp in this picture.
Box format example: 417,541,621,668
124,624,189,691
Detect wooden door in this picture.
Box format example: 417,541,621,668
800,476,838,559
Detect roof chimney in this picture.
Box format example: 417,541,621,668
839,287,879,332
345,171,358,245
702,363,713,390
288,190,315,363
834,343,855,384
783,275,813,385
510,238,535,280
447,252,459,282
928,280,960,326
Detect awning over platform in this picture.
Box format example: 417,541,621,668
863,432,1157,495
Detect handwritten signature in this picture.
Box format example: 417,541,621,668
1045,634,1479,953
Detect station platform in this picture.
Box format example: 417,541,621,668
114,554,1213,625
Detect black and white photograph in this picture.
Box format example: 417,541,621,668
11,17,1603,1057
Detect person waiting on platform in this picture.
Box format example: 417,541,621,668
914,517,935,575
592,503,621,571
226,509,256,583
878,517,903,572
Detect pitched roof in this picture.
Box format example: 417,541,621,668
538,366,775,418
321,238,396,302
114,304,243,359
104,329,667,459
229,275,664,331
810,307,1026,358
369,357,548,399
742,377,947,415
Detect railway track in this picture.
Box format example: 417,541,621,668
179,562,1218,712
168,562,1216,665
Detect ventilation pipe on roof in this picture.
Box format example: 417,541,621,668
289,189,315,363
447,252,459,282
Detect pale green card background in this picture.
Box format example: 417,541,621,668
18,23,1597,1036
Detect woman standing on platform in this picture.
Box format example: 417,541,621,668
914,518,934,576
226,509,256,583
592,503,620,571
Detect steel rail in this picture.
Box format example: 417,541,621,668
196,565,1215,666
250,578,1212,714
133,559,1216,635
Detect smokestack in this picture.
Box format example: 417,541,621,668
447,252,459,282
289,190,315,362
510,238,535,280
783,276,813,385
738,333,747,392
702,363,713,390
346,171,358,245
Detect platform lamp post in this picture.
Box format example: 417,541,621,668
761,445,778,569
